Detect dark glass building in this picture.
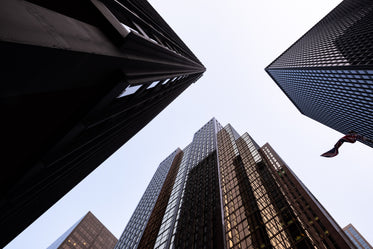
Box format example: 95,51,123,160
47,211,118,249
266,0,373,147
343,224,373,249
115,118,355,249
0,0,205,247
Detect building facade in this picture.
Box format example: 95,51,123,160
0,0,205,247
266,0,373,146
47,211,118,249
343,224,373,249
115,118,355,249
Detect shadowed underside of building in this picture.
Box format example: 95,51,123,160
0,0,205,247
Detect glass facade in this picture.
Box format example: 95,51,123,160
47,212,117,249
153,145,192,249
115,149,181,249
266,0,373,145
260,144,355,249
115,119,355,249
343,224,373,249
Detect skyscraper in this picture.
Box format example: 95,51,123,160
0,0,205,247
47,211,118,249
266,0,373,146
115,118,355,249
343,224,373,249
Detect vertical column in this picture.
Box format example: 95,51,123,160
172,152,224,249
153,144,192,249
137,150,183,249
115,149,181,249
172,119,224,249
218,126,246,248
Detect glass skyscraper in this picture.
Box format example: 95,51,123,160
0,0,205,247
47,211,118,249
266,0,373,146
115,118,355,249
343,224,373,249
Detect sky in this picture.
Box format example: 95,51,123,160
5,0,373,248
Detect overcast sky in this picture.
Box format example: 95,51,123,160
5,0,373,248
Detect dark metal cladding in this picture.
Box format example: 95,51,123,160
266,0,373,147
0,0,205,247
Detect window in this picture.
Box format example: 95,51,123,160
117,85,142,98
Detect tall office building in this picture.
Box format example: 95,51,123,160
0,0,205,247
47,211,118,249
115,118,355,249
343,224,373,249
266,0,373,146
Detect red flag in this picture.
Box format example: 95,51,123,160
321,134,360,158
